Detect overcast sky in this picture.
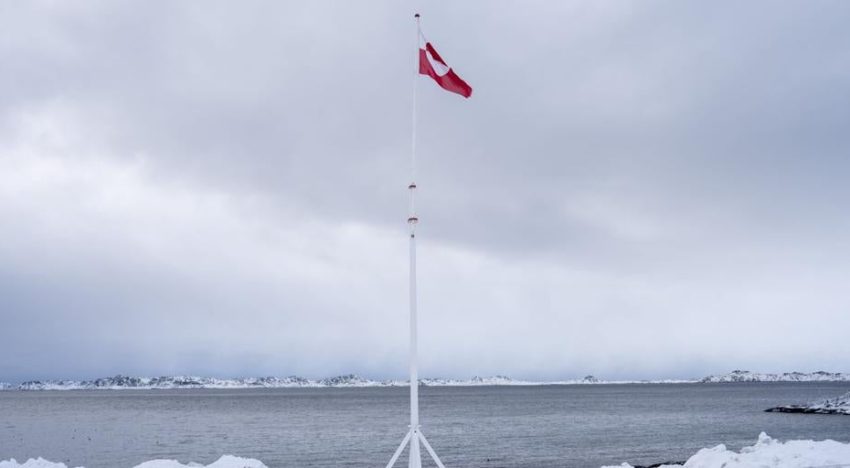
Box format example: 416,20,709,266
1,1,849,383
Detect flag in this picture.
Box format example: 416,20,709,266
419,42,472,98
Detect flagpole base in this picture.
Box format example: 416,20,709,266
385,427,445,468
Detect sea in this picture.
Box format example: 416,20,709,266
1,383,849,467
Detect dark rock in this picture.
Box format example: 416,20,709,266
634,462,685,468
765,405,849,415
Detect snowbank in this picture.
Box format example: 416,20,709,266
4,434,850,468
133,455,267,468
603,433,850,468
0,456,266,468
0,459,80,468
766,391,850,415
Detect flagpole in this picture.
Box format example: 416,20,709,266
387,13,446,468
407,12,422,468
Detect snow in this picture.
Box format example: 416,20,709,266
767,391,850,415
602,433,850,468
0,456,266,468
0,459,80,468
4,434,850,468
133,455,267,468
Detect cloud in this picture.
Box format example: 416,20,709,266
1,1,849,382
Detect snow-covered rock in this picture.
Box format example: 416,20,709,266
700,370,850,383
602,433,850,468
766,391,850,415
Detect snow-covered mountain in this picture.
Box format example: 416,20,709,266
423,375,538,386
16,375,362,390
4,370,848,390
8,374,628,390
6,374,617,390
700,370,850,383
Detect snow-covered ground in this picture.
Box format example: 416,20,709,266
0,455,267,468
766,391,850,415
4,434,850,468
603,433,850,468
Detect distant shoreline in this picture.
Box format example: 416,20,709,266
2,370,849,391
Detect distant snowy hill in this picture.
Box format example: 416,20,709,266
3,370,848,390
7,374,618,390
700,370,850,383
15,375,365,391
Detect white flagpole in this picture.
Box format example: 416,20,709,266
387,12,446,468
407,12,422,468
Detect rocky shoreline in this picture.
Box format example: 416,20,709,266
766,391,850,415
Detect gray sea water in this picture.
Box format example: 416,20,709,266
1,383,849,467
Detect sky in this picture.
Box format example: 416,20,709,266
1,1,849,383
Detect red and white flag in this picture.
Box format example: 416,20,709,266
419,41,472,98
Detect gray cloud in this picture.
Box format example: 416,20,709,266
1,0,849,383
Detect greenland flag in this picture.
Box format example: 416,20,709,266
419,42,472,98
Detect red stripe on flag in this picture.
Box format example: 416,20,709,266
419,43,472,98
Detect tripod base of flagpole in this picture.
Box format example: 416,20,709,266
385,427,446,468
